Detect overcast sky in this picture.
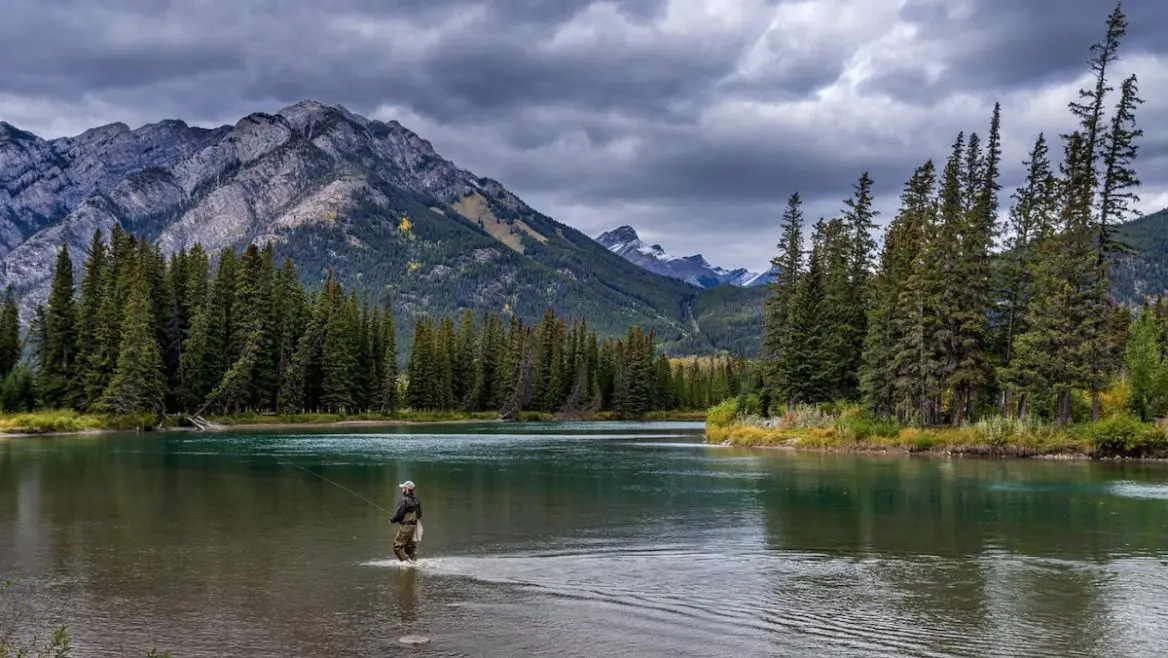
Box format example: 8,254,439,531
2,0,1166,272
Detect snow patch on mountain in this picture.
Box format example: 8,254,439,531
595,225,771,289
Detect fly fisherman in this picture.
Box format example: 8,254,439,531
390,480,422,562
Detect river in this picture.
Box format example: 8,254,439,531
2,421,1167,657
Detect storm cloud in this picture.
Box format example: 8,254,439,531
2,0,1166,271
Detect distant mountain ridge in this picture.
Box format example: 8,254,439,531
1113,206,1168,303
596,225,775,289
0,100,764,356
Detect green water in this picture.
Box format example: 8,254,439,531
2,422,1168,657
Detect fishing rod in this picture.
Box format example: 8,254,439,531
280,460,395,515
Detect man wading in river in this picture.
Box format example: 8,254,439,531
390,481,422,561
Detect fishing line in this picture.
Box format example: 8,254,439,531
287,463,341,524
280,460,395,515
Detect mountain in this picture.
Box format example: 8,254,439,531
0,100,763,356
0,119,228,257
596,225,775,289
1113,207,1168,304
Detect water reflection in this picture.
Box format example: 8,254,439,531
394,566,419,628
1,426,1167,657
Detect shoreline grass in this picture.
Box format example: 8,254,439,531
705,399,1168,460
0,408,707,437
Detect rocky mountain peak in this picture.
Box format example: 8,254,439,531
74,122,132,145
0,101,773,357
0,122,40,143
595,224,765,289
597,225,639,245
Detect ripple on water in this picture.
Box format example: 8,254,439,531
1108,481,1168,500
361,546,1098,658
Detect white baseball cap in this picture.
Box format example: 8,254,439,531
398,480,415,490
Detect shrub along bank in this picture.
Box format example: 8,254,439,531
705,397,1168,459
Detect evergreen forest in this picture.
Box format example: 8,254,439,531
0,224,749,421
759,3,1159,429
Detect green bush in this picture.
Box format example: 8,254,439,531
836,413,901,441
903,430,940,452
706,398,740,429
737,393,762,417
1075,414,1168,457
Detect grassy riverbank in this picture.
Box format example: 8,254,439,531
0,409,707,437
705,398,1168,459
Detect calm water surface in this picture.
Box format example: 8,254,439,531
2,422,1168,657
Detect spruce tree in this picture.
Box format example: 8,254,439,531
407,317,436,411
41,246,79,409
785,220,829,404
842,172,879,395
1125,305,1166,421
454,310,477,409
1010,132,1096,425
319,281,355,412
889,161,942,423
101,267,166,417
949,107,1001,423
817,218,855,400
997,134,1056,414
474,312,503,411
76,231,107,394
435,316,456,410
379,310,399,413
762,192,804,402
177,304,211,412
0,287,20,380
861,173,919,416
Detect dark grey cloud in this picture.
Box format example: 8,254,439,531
876,0,1168,101
1,0,1166,271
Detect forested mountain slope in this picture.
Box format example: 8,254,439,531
0,100,763,356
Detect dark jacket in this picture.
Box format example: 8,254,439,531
390,492,421,525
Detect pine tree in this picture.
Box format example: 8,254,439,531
272,259,307,409
1010,132,1096,426
1125,305,1166,421
435,316,456,410
408,317,436,411
496,316,523,410
762,192,804,402
75,231,107,395
84,246,123,410
842,172,879,394
251,244,280,410
817,217,855,400
948,107,1001,424
101,267,166,417
177,304,211,412
453,310,477,409
889,161,942,423
472,312,501,411
997,134,1056,414
319,281,355,413
40,246,80,409
785,220,829,404
205,249,237,388
1069,2,1127,196
860,169,924,416
531,308,557,411
1,364,37,413
0,287,20,380
379,309,399,413
1099,74,1143,257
